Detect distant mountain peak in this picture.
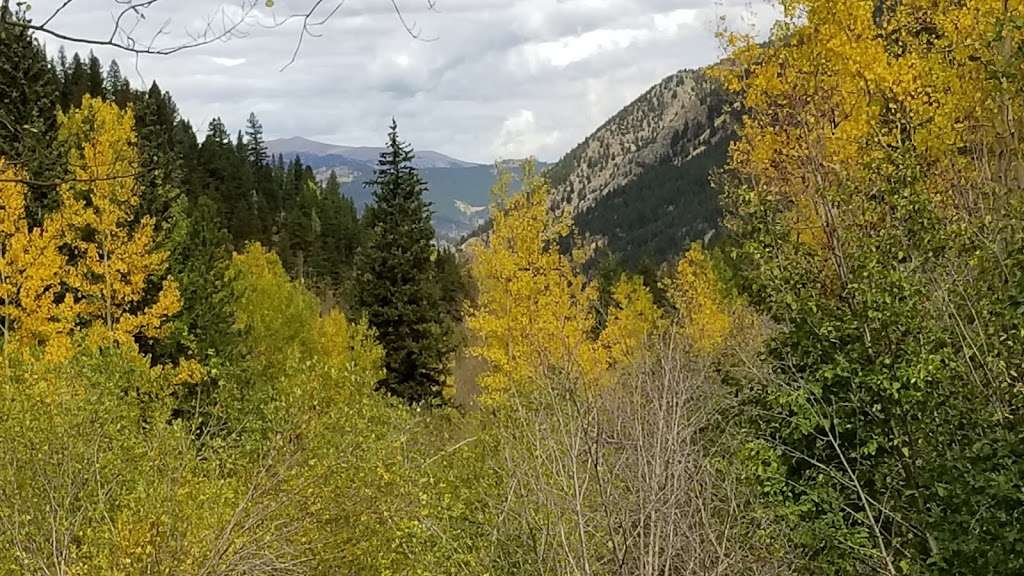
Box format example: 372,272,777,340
540,66,737,266
266,136,482,169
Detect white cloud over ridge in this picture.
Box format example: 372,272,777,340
31,0,779,163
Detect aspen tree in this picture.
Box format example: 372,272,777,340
55,96,180,346
598,274,664,367
467,164,603,403
0,160,74,357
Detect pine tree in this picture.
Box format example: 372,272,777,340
279,158,318,281
0,3,61,223
160,195,235,418
104,59,131,106
315,170,360,291
433,247,467,322
354,120,453,403
64,53,88,109
86,52,104,97
135,81,183,220
245,112,268,167
200,119,259,245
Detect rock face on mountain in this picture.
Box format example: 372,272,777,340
545,68,736,266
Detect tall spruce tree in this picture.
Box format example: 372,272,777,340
244,112,268,167
0,3,60,223
355,120,453,404
64,53,88,109
85,52,104,97
104,59,131,106
135,81,183,220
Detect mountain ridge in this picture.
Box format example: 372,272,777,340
543,66,737,267
267,136,482,169
267,136,503,242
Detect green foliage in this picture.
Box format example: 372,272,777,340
719,3,1024,573
576,136,727,268
0,24,489,576
0,345,208,573
0,4,61,222
355,120,456,404
160,195,236,419
217,244,494,575
312,169,361,297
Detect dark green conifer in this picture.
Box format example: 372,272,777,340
104,59,131,106
64,53,88,108
355,120,454,404
314,170,360,292
244,112,268,167
86,51,104,97
0,3,61,222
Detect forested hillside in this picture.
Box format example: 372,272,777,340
2,1,1024,575
267,137,499,242
545,68,734,267
271,138,545,243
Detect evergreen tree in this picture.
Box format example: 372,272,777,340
244,112,268,167
278,158,319,281
314,170,360,291
355,121,453,404
200,119,259,244
0,3,60,223
161,195,236,421
86,52,104,97
434,247,467,323
134,81,182,220
64,53,88,109
234,130,247,158
174,119,204,199
104,59,131,107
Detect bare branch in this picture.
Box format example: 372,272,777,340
4,0,439,66
3,0,258,56
40,0,74,28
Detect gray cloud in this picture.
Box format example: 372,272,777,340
31,0,778,163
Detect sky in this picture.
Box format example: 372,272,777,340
30,0,778,164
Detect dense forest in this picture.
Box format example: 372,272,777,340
2,1,1024,575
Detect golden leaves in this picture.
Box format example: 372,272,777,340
665,244,732,355
55,95,180,346
599,274,664,367
467,164,603,404
0,96,179,358
468,165,747,403
0,160,76,358
721,0,1024,239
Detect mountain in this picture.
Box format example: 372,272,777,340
545,68,736,267
267,136,479,169
266,137,498,241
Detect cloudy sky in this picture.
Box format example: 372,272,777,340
32,0,777,163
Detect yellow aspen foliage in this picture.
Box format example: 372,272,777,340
467,163,603,404
598,274,664,368
665,243,731,355
0,160,75,358
53,96,180,347
715,0,1024,269
314,309,386,384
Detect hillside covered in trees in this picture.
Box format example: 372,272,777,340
2,1,1024,575
545,67,735,269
